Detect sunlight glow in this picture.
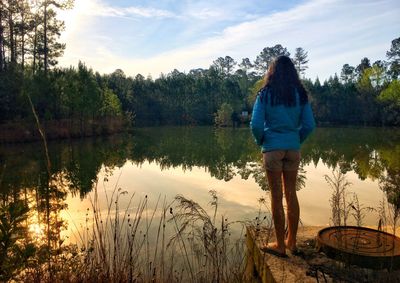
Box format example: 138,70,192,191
28,223,45,240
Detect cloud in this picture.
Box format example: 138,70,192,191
94,5,176,19
59,0,400,80
186,7,222,20
68,0,177,19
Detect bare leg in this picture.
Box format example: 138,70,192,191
265,170,286,254
282,170,299,251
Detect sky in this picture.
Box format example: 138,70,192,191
58,0,400,81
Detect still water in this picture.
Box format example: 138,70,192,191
1,126,399,242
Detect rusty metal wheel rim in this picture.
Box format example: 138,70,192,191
317,226,400,258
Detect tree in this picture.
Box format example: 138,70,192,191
14,0,31,69
100,87,122,117
254,44,290,75
386,37,400,79
355,57,371,78
212,56,237,76
6,0,17,64
0,2,4,70
340,64,355,83
215,102,233,127
71,62,102,122
379,79,400,106
238,58,253,72
37,0,73,74
378,79,400,126
107,69,133,111
293,47,309,77
356,66,384,125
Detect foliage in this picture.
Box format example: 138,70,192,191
254,44,290,75
212,56,237,76
386,37,400,79
293,47,309,77
340,64,356,83
0,2,399,133
0,200,36,282
100,88,123,117
215,102,233,127
379,79,400,106
378,80,400,125
0,0,127,138
248,78,264,105
0,0,73,72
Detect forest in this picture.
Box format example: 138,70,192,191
0,0,399,141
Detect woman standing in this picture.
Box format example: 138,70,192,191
250,55,315,257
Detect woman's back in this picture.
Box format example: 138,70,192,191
251,87,315,152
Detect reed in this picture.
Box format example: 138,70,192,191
320,168,400,281
350,193,375,227
167,190,247,282
325,168,352,226
7,182,248,282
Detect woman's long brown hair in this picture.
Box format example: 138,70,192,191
261,55,308,106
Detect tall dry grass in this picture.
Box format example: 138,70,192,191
14,183,250,283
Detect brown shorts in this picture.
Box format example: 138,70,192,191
263,150,301,171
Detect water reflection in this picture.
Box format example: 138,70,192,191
0,126,399,279
1,127,399,199
0,127,399,236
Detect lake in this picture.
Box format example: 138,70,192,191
1,126,399,243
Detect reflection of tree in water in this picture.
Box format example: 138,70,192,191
378,168,400,235
0,154,68,244
0,136,130,198
0,159,69,280
131,127,258,182
1,127,399,279
380,169,400,211
236,159,269,190
50,127,400,229
302,127,400,180
0,127,400,282
1,126,399,201
0,135,133,280
236,159,307,191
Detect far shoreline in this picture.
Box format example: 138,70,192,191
1,121,399,144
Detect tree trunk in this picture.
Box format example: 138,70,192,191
8,3,15,64
0,3,3,71
20,7,25,69
33,14,38,73
44,0,48,74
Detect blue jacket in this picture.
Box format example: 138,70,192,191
250,88,315,152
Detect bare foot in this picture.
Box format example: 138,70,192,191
261,242,286,257
284,239,297,252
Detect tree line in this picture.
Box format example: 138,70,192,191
304,46,400,126
1,0,399,135
0,0,126,138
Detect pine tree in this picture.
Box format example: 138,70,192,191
254,44,290,75
386,37,400,79
293,47,309,77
